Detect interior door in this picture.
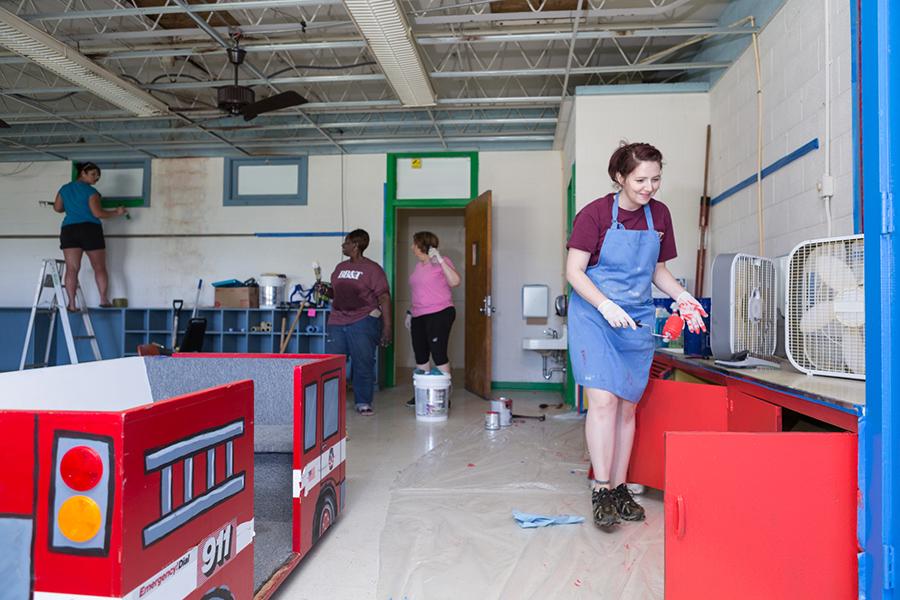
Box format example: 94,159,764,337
665,432,857,599
464,190,492,398
627,379,729,490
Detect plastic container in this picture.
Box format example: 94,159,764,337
484,411,500,430
258,274,287,308
413,372,451,422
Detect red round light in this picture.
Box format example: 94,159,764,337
60,446,103,491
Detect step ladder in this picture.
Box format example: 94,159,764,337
19,258,102,370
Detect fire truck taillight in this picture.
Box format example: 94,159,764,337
60,445,103,491
51,434,113,554
58,495,102,542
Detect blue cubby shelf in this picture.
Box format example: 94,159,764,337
1,306,331,372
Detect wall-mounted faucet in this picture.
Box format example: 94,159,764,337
543,328,559,339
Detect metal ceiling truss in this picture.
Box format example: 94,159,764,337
0,0,755,160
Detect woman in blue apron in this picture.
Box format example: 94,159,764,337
566,142,707,529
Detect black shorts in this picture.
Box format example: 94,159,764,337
60,222,105,251
410,306,456,366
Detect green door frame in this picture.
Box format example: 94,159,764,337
383,151,479,387
565,163,576,407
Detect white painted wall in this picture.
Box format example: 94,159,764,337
707,0,854,270
394,209,466,369
0,150,567,384
0,155,386,307
480,151,566,384
574,92,711,288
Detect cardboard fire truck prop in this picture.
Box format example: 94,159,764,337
0,352,346,600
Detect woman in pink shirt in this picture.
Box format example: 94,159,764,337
406,231,461,384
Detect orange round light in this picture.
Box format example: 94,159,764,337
60,446,103,491
58,495,102,542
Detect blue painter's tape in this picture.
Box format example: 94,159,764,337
254,232,347,238
710,139,820,206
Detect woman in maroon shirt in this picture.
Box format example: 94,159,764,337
566,142,708,530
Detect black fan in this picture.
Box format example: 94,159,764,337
217,43,308,121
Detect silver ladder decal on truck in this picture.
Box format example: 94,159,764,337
142,420,245,547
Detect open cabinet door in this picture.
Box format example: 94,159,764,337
464,190,492,398
665,432,857,600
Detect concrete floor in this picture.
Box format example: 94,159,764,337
275,382,664,599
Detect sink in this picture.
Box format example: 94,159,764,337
522,336,567,351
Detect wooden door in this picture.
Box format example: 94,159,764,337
665,432,857,599
628,378,729,490
464,190,492,398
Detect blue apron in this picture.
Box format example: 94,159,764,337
568,194,660,403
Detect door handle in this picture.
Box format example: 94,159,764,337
480,295,496,316
675,495,686,539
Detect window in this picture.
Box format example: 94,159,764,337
83,159,151,208
224,157,308,206
304,382,318,453
323,375,340,440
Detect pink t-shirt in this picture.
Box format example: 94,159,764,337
409,257,455,317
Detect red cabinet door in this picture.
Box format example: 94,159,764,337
628,379,728,490
727,386,782,432
664,432,857,600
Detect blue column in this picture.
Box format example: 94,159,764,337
860,1,900,598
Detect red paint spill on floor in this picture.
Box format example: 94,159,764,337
467,463,476,467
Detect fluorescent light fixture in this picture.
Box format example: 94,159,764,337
343,0,435,107
0,7,168,117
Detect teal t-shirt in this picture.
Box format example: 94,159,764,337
59,181,101,227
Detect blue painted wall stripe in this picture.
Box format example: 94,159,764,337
710,138,820,206
254,232,346,238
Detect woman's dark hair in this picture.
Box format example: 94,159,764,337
607,142,662,186
76,162,101,177
346,229,370,252
413,231,439,253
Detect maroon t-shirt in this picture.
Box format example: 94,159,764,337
328,257,390,326
567,193,677,267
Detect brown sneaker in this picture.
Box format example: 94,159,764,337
591,487,620,529
612,483,646,521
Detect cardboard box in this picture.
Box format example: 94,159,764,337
214,286,259,308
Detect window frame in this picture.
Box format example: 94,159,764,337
223,156,309,206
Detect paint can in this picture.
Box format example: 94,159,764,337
258,273,287,308
413,371,451,422
485,411,501,430
490,397,513,427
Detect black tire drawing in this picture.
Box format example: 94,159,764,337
312,486,337,542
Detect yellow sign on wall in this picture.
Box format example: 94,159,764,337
411,158,422,169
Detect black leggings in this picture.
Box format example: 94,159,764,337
410,306,456,366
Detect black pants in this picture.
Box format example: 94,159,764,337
410,306,456,366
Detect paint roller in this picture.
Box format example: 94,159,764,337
635,314,684,342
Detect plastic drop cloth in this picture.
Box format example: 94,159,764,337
377,416,664,599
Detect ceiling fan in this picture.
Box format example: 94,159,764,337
217,40,308,121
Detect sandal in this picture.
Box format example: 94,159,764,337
356,404,374,416
99,303,113,308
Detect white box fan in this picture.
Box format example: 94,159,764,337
710,253,778,359
785,234,865,379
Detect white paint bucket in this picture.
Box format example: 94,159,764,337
258,274,287,308
413,372,451,422
490,397,512,427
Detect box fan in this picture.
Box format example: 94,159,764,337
785,234,865,380
710,253,778,360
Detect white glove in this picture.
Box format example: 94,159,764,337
428,247,443,263
597,299,637,329
404,312,412,329
675,291,708,334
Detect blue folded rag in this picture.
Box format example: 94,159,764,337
512,510,584,528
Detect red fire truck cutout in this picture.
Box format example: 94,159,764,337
0,352,346,600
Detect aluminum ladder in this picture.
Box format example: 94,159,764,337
19,258,102,370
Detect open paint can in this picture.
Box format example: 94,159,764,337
490,397,512,426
